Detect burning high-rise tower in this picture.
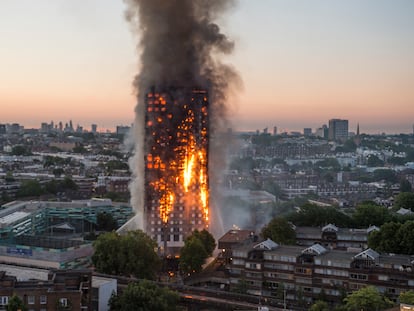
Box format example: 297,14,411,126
145,87,209,254
123,0,240,253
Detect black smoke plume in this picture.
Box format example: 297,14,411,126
124,0,240,233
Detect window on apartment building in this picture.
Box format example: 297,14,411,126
1,296,9,306
350,273,367,280
40,295,47,304
27,296,35,304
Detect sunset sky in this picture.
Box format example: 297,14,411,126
1,0,413,134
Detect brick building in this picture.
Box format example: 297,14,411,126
0,269,91,311
227,238,414,308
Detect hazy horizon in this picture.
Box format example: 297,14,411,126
1,0,413,135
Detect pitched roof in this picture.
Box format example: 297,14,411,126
254,238,279,250
354,248,380,260
322,224,338,232
302,243,327,255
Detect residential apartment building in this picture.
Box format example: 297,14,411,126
0,269,91,311
227,239,414,308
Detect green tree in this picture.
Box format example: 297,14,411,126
373,169,397,183
192,229,216,256
394,192,414,211
400,291,414,305
109,280,180,311
352,202,392,228
6,295,28,311
73,144,87,154
400,179,413,193
92,230,160,279
62,176,78,190
368,222,402,254
11,145,31,156
5,172,15,182
310,300,329,311
286,203,353,227
53,167,65,177
343,286,393,311
16,180,44,198
261,217,296,245
397,221,414,255
97,212,118,231
179,235,208,274
263,180,286,199
367,154,384,167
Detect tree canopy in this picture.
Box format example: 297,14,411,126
96,212,118,231
109,280,180,311
92,230,160,279
352,202,392,228
261,217,296,245
394,192,414,211
286,203,353,227
309,300,329,311
400,179,412,193
179,229,215,274
369,220,414,255
6,295,28,311
400,291,414,305
343,286,393,311
16,180,45,198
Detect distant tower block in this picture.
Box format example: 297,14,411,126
144,87,209,256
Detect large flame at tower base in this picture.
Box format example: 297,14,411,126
144,87,210,256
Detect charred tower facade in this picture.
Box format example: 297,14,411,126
144,87,209,255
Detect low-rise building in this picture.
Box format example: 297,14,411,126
0,269,92,311
228,238,414,308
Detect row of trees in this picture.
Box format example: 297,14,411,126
287,194,414,229
368,220,414,254
91,229,216,310
310,286,414,311
14,177,78,198
261,197,414,254
92,229,216,279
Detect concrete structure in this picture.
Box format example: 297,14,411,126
328,119,349,142
227,238,414,308
144,87,209,255
0,269,92,311
0,199,132,269
303,128,312,137
0,265,116,311
295,224,379,251
0,199,132,240
92,276,117,311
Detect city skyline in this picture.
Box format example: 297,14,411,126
1,0,413,134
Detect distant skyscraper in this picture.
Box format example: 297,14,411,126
273,126,278,136
0,124,6,134
116,125,130,136
91,124,97,133
303,128,312,137
328,119,348,141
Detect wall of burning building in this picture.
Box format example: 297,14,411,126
144,87,209,254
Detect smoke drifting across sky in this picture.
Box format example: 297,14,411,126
124,0,240,231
